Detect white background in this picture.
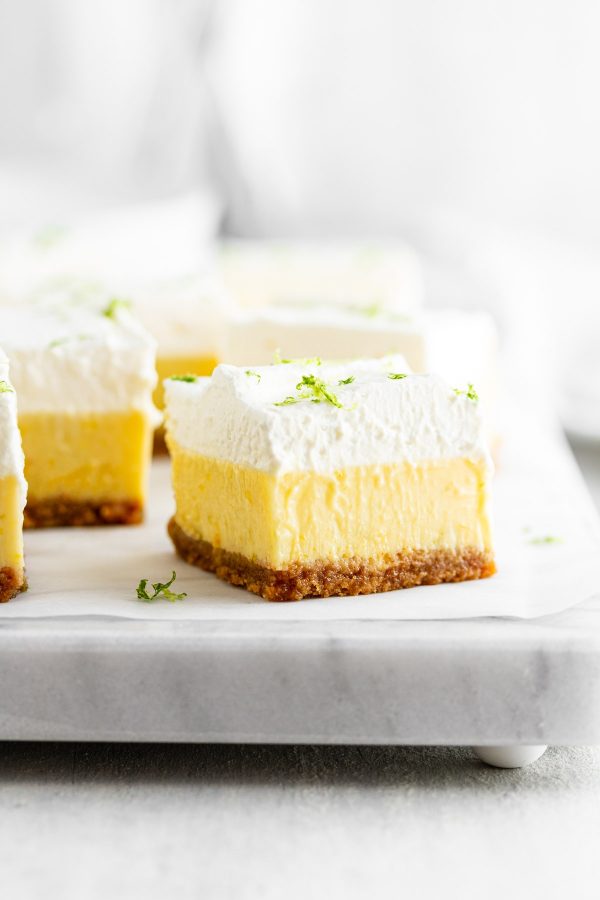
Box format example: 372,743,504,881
1,0,599,245
1,0,599,426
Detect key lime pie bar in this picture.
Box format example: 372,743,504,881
129,274,229,412
2,303,158,527
0,274,228,453
0,350,26,600
127,274,229,452
164,357,495,601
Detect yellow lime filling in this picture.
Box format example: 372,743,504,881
19,411,153,503
0,474,24,573
169,440,493,569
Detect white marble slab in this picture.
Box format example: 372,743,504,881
0,419,599,744
1,604,599,744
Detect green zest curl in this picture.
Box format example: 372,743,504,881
136,571,187,603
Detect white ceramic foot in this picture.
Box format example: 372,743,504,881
472,745,548,768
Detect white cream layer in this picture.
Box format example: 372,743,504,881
0,304,159,418
164,355,491,475
0,349,27,501
224,305,498,387
1,272,229,363
223,304,426,370
128,273,230,358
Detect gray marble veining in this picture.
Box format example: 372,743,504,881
1,597,599,744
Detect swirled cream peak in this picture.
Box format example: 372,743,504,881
0,349,26,500
164,355,491,474
0,304,159,417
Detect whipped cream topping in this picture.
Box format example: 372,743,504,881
128,274,231,358
0,304,159,418
0,271,230,363
223,304,426,370
164,355,492,474
0,195,216,301
0,349,27,504
217,239,423,313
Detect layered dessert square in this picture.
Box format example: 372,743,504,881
0,350,26,600
164,357,495,601
127,275,229,449
2,302,159,527
0,222,228,452
135,277,225,405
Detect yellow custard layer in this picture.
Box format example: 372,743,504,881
19,411,153,502
0,474,24,573
169,441,493,569
154,355,218,411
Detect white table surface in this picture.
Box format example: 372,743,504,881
1,438,599,900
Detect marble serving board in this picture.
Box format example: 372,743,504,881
0,418,599,744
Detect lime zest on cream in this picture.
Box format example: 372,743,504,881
0,381,13,393
170,374,198,383
360,302,383,318
48,334,93,349
388,373,408,380
338,376,355,385
273,349,322,366
528,535,563,545
275,373,343,408
245,370,262,383
454,383,479,402
349,302,412,323
102,298,132,319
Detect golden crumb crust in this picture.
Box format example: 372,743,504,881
168,516,496,602
25,497,143,528
0,566,26,603
153,427,169,456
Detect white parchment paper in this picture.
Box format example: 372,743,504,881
2,419,599,621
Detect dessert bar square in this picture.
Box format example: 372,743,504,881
165,356,495,601
1,301,158,527
0,350,26,599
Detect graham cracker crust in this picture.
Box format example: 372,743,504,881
168,517,496,602
25,497,143,529
153,427,169,456
0,566,26,603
